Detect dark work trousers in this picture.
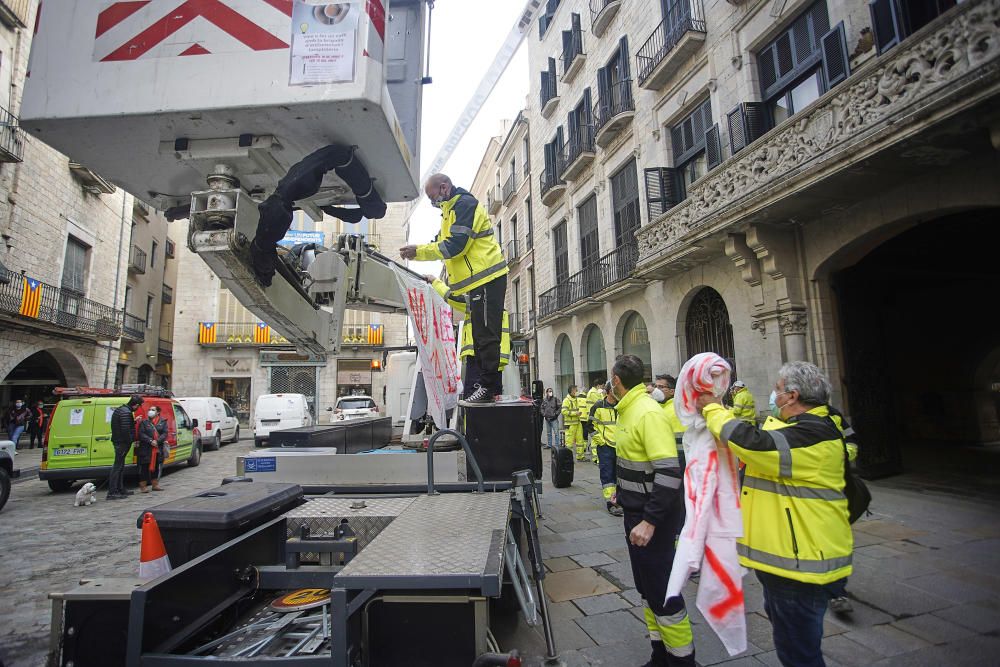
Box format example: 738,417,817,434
109,441,130,496
137,447,153,486
466,274,506,395
758,570,844,667
596,444,617,501
624,510,695,665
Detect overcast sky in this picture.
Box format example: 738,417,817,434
405,1,530,253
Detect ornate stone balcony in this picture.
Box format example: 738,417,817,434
635,0,1000,277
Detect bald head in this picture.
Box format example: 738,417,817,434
424,173,453,202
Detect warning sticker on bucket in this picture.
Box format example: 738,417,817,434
244,457,276,473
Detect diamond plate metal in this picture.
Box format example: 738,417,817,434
284,497,415,559
335,493,511,581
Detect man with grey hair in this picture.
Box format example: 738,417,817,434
400,174,508,404
694,360,854,667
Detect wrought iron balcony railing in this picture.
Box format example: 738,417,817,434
158,338,173,359
122,312,146,342
593,79,635,144
486,186,501,214
589,0,622,37
502,171,517,203
540,72,559,116
0,104,24,163
128,245,147,274
0,0,31,27
506,238,520,264
0,269,122,339
636,0,707,88
539,167,566,204
161,284,173,304
539,241,638,318
561,27,585,78
559,127,596,180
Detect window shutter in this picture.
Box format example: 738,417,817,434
572,11,581,33
727,103,766,154
869,0,902,56
619,35,631,80
583,87,593,130
705,124,722,170
597,66,610,111
821,22,850,88
644,167,680,219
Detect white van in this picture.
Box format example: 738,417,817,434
254,393,313,447
176,397,240,450
385,351,417,427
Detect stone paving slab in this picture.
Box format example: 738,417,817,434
570,551,616,568
572,592,630,616
544,567,620,602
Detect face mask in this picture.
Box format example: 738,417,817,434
650,388,666,404
15,402,23,408
148,410,157,418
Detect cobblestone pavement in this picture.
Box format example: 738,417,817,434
0,438,254,667
499,450,1000,666
3,439,1000,667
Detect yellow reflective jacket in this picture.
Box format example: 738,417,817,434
415,187,508,295
576,395,589,423
614,385,684,527
432,278,510,370
662,398,686,450
561,394,581,423
732,387,757,424
589,399,617,448
583,387,602,422
704,403,853,585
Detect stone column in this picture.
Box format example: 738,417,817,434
779,311,808,362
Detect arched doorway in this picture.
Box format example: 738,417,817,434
584,325,607,387
684,287,735,360
621,312,651,382
0,349,88,413
555,334,575,398
832,209,1000,481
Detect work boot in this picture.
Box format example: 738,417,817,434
606,502,624,517
640,640,669,667
830,596,853,615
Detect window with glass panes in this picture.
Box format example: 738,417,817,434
757,0,830,128
525,198,534,250
61,236,88,295
610,159,640,247
578,195,599,268
671,98,713,199
151,240,158,268
553,222,569,284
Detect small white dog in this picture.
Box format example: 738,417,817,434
74,482,98,507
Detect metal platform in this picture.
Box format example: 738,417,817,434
285,497,416,553
334,494,511,595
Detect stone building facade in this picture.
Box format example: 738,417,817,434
0,0,174,408
171,206,410,426
516,0,1000,476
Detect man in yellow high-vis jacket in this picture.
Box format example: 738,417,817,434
590,382,622,516
695,361,852,667
561,386,583,455
401,174,508,405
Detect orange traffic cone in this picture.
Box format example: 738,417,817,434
139,511,172,580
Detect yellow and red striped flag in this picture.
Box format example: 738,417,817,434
254,322,271,344
367,324,383,345
19,277,42,318
198,322,217,344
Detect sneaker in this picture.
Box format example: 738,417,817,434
607,504,624,517
458,384,494,406
830,596,853,615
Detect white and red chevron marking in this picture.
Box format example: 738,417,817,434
94,0,292,61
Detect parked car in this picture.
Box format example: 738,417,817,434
329,395,379,422
176,397,240,450
254,394,313,447
0,439,18,511
39,394,201,492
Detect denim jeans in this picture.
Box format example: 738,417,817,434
757,570,844,667
544,419,558,447
596,444,616,496
9,424,26,446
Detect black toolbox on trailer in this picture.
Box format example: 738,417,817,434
268,417,393,453
463,401,542,482
138,482,303,566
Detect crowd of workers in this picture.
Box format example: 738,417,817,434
542,357,858,667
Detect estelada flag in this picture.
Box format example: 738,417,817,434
20,277,42,318
198,322,217,344
367,324,383,345
254,322,271,344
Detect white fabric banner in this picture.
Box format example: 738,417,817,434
392,266,460,428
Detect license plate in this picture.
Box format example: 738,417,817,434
53,447,87,456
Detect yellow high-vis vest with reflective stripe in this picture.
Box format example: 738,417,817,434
591,402,617,448
662,398,686,450
561,394,581,424
583,387,602,422
415,189,508,295
732,387,757,424
704,403,853,584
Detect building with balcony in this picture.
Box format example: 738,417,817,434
469,112,538,392
171,207,410,426
0,0,180,409
521,0,1000,479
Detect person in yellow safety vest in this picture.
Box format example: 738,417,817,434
695,361,853,667
561,386,584,456
575,392,590,461
590,381,623,516
731,380,757,424
654,374,687,469
401,173,508,405
584,379,604,462
611,355,694,666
